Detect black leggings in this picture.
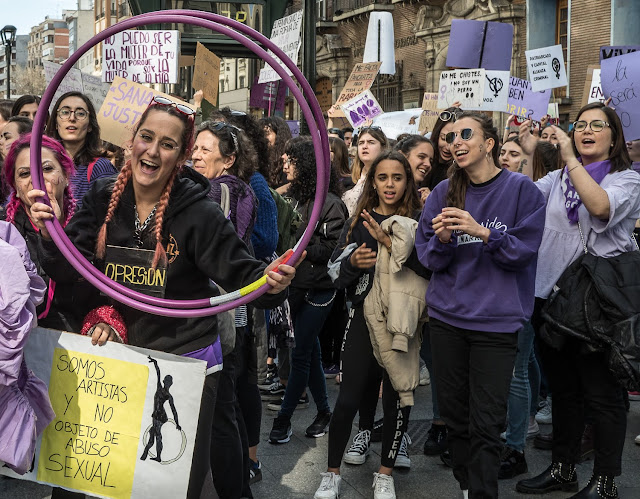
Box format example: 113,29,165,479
328,306,410,469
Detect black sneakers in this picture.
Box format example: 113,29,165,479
269,415,292,444
498,446,528,479
306,411,332,438
423,424,448,456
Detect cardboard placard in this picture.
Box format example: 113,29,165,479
81,73,111,114
600,45,640,61
104,245,167,298
445,19,513,71
438,69,485,109
526,44,568,92
43,61,110,113
581,66,604,107
334,62,383,116
0,327,206,499
467,70,510,112
506,77,551,121
418,92,440,132
192,42,221,106
97,76,195,147
341,90,383,128
258,10,303,84
547,102,560,125
601,51,640,141
102,30,180,84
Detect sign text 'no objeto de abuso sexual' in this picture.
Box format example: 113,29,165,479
102,30,179,84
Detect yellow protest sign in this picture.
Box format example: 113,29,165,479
37,348,149,499
97,76,195,147
418,92,440,133
192,42,221,105
333,62,382,117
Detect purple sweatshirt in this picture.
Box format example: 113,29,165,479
416,170,546,333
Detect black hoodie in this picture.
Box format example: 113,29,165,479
39,167,286,355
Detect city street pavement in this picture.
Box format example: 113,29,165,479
2,378,639,498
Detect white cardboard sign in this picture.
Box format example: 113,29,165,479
467,70,510,112
525,44,568,92
341,90,384,128
437,69,485,109
588,69,605,104
43,61,111,113
258,11,303,84
102,30,180,84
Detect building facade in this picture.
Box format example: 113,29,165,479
0,35,28,99
27,18,70,77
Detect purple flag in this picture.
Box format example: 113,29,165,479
249,77,287,112
506,77,551,121
446,19,513,71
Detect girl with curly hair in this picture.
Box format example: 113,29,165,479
259,116,292,190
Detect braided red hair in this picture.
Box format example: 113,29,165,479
95,162,132,260
151,166,180,269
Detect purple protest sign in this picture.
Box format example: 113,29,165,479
506,77,551,121
446,19,513,71
341,90,383,128
600,45,640,61
601,51,640,141
249,77,287,113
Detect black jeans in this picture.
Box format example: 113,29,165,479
430,318,517,498
538,338,627,475
328,306,410,469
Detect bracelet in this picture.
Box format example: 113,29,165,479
568,163,582,173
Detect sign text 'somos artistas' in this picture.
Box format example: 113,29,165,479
102,30,180,84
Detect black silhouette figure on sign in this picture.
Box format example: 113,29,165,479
487,75,503,98
141,356,181,462
552,58,561,79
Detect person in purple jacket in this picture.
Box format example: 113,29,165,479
415,111,546,499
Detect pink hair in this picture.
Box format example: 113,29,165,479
3,133,76,226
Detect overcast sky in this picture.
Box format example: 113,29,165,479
7,0,79,37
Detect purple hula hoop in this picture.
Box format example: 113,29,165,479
30,11,330,317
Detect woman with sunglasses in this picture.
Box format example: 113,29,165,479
416,111,546,499
342,126,388,217
425,107,462,191
45,91,116,208
516,103,640,498
28,96,298,499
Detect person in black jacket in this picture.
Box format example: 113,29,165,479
268,138,348,444
28,99,298,499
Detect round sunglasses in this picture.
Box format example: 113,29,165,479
439,109,463,122
445,128,474,144
151,95,196,117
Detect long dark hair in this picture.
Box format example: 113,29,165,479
346,150,421,243
532,140,562,181
11,95,41,117
45,91,105,166
446,112,499,209
260,116,292,187
351,127,389,183
573,102,631,173
425,107,460,188
287,137,343,204
330,136,350,179
5,116,33,135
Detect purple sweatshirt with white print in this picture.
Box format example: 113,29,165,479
416,169,546,333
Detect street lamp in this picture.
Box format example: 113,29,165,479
0,25,17,99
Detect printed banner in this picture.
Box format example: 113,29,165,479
43,61,110,113
341,90,383,128
506,77,551,121
601,51,640,141
600,45,640,61
525,44,568,92
192,42,221,106
467,70,510,112
0,328,206,499
258,10,303,84
102,30,180,84
418,92,440,133
445,19,513,71
438,69,485,109
97,76,195,147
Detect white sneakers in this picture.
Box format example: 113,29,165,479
373,472,396,499
344,429,371,465
635,434,640,445
314,472,342,499
393,433,411,469
535,397,552,424
419,364,431,386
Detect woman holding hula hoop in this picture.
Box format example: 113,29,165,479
28,97,298,498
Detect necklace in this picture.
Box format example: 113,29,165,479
134,204,157,248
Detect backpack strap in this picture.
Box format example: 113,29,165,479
219,182,231,219
86,158,99,183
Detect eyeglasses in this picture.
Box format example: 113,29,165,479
57,107,88,121
439,109,463,122
208,120,241,152
229,109,246,117
150,95,196,118
359,126,382,134
573,120,610,132
445,128,474,144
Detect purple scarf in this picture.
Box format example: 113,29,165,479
561,159,611,224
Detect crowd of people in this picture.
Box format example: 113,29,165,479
1,90,639,499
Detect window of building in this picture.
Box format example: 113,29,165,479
317,0,327,20
554,0,568,98
239,75,246,88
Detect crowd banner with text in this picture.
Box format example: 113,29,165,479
0,328,206,499
44,61,110,113
601,51,640,141
438,69,485,109
258,10,303,84
97,76,195,147
341,90,383,128
525,44,568,92
192,42,221,106
581,65,604,107
418,92,440,133
102,30,180,84
445,19,513,71
600,45,640,61
506,77,551,122
332,62,382,117
467,70,510,112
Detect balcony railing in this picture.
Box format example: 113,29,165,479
334,0,390,14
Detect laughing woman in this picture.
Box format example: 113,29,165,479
29,97,297,498
416,112,546,499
